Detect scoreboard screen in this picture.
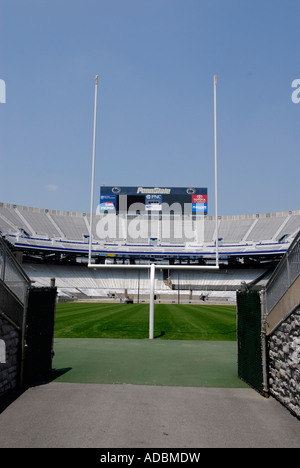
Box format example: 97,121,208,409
100,186,208,215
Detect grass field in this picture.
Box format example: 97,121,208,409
54,302,237,341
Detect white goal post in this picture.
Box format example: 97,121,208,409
87,262,220,339
87,75,220,339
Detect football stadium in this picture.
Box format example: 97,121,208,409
1,181,300,449
1,70,300,450
1,187,300,401
1,85,300,446
1,196,299,305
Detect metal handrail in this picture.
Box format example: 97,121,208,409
0,234,31,285
265,229,300,316
0,234,31,305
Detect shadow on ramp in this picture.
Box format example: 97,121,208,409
0,367,72,414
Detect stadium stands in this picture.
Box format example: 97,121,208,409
22,262,257,303
1,202,299,256
0,202,299,303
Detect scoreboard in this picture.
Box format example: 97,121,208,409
100,186,207,215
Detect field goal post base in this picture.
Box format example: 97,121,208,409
87,262,219,339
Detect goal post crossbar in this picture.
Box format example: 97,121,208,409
88,264,219,270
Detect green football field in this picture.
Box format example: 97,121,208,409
54,302,237,341
52,302,245,387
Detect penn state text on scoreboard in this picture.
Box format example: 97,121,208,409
99,186,208,215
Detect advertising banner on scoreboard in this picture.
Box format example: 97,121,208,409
192,203,207,214
100,194,117,212
192,194,207,214
192,194,207,204
145,194,162,211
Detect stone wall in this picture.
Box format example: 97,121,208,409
0,316,21,396
268,307,300,418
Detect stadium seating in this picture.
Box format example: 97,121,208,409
1,202,299,303
1,203,299,248
22,262,268,304
0,203,299,263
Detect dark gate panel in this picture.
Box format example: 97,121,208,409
23,286,57,385
237,290,265,394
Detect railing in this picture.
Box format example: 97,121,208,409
265,229,300,316
0,234,31,304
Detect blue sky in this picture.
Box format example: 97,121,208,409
0,0,299,216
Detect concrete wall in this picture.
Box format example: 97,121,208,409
268,307,300,418
0,316,20,396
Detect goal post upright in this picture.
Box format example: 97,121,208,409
88,74,98,266
214,74,219,268
149,263,155,339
